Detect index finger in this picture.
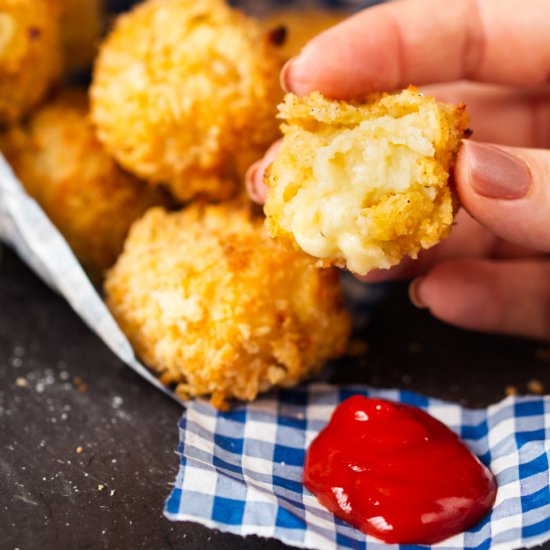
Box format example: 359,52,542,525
283,0,550,98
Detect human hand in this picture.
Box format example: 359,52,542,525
246,0,550,341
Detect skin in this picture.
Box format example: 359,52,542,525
246,0,550,341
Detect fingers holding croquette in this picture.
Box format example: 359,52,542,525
262,89,469,275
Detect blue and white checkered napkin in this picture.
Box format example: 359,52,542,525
165,384,550,550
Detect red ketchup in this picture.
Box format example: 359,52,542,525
303,396,497,544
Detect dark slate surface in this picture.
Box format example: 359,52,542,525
1,245,548,549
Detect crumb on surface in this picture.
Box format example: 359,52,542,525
505,385,519,397
15,377,28,387
527,379,545,395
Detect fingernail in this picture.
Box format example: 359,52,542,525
409,277,428,309
245,162,260,195
280,58,294,93
463,141,532,199
245,161,268,204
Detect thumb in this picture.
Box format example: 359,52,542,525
455,140,550,252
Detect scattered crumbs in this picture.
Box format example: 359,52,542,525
111,459,117,464
76,446,84,454
110,489,115,497
42,477,46,481
527,379,545,395
101,529,107,535
36,382,45,394
59,371,69,381
15,377,28,388
505,385,518,397
409,341,422,354
534,347,550,362
346,339,369,357
98,484,105,491
111,396,123,409
39,440,46,448
73,377,88,393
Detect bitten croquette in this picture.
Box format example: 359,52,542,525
105,202,351,409
0,89,167,277
0,0,61,125
264,88,469,275
91,0,282,203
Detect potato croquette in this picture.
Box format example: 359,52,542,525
261,9,348,60
60,0,103,72
105,203,351,409
91,0,282,203
0,89,167,277
264,88,469,275
0,0,61,125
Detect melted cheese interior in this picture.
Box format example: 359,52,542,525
287,111,438,274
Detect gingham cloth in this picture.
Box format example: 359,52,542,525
165,384,550,550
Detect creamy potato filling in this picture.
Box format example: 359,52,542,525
287,112,438,274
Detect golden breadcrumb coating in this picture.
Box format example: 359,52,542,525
105,202,351,409
261,8,348,60
0,0,61,125
91,0,282,203
60,0,103,72
0,89,167,277
264,88,469,275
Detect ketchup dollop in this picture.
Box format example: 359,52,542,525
303,396,497,544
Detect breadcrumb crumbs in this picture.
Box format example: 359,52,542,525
527,379,545,395
15,377,28,387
